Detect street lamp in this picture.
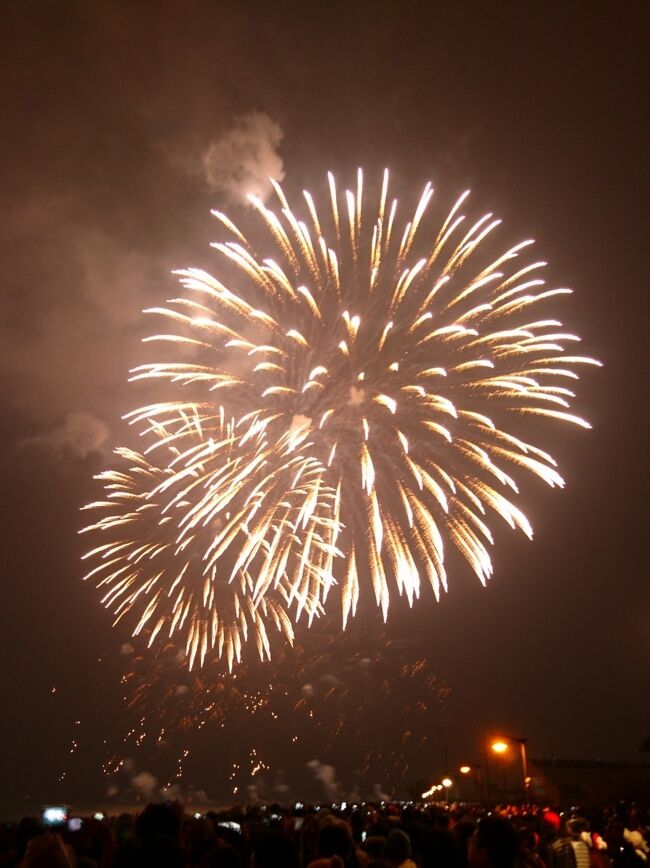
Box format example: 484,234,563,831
489,736,531,803
458,762,483,802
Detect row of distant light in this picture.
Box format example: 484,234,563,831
422,740,515,799
45,800,426,825
422,772,472,800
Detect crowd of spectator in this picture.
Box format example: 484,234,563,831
1,799,648,868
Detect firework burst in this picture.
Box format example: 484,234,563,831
82,169,599,667
81,407,339,670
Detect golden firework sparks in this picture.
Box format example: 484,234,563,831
82,171,599,667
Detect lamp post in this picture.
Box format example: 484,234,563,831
489,736,531,803
459,762,483,803
519,738,531,804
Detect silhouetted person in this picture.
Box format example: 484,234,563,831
251,831,298,868
123,802,185,868
540,812,577,868
385,829,416,868
421,813,463,868
307,818,364,867
18,833,75,868
468,816,520,868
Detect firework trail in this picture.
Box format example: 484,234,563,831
82,170,599,668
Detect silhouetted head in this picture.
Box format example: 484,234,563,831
385,828,412,863
469,816,519,868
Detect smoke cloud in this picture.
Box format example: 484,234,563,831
273,769,291,801
306,759,342,801
202,111,284,203
372,782,391,801
106,759,209,805
132,770,159,801
25,411,110,458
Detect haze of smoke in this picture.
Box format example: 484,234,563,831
74,227,168,328
202,111,284,203
306,759,342,802
4,198,169,422
108,760,209,804
372,782,391,801
132,770,159,801
25,411,110,458
271,769,291,802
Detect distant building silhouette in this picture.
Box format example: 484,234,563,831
529,758,650,804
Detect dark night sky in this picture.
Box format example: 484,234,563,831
1,0,648,811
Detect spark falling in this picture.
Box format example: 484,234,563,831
103,628,449,798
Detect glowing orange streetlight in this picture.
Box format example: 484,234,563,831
488,736,530,802
458,762,484,802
